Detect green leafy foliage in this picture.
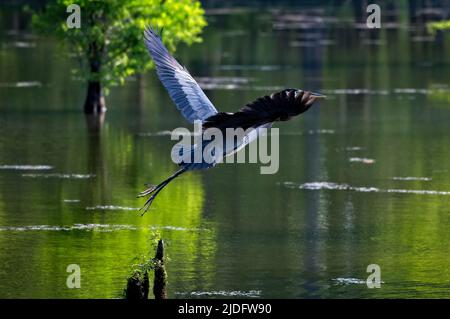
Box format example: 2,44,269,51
121,231,168,298
31,0,207,90
427,20,450,35
127,231,166,281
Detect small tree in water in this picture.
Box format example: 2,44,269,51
31,0,207,114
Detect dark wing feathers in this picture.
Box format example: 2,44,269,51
143,27,218,123
203,89,318,130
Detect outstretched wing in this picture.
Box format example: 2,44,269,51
144,27,218,123
203,89,324,130
225,122,273,157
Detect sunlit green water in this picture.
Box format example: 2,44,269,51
1,3,450,298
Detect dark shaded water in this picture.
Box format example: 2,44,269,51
1,3,450,298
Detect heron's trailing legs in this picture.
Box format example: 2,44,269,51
138,167,188,215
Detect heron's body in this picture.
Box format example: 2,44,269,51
139,28,325,213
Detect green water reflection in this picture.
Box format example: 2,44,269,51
0,2,450,298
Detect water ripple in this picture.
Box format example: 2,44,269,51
217,65,280,71
22,173,95,179
0,81,42,88
197,76,252,90
321,87,450,96
0,224,137,232
332,278,366,285
0,165,53,170
0,224,210,232
332,277,385,285
282,181,450,196
176,290,261,298
349,157,376,164
137,130,200,137
85,205,140,211
392,177,432,181
345,146,363,151
150,225,208,232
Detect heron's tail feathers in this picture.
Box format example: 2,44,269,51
138,167,188,215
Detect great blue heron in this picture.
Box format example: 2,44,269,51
139,27,325,214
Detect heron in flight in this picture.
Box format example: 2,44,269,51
138,27,325,214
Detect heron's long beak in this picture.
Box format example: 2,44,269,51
311,92,327,99
305,92,326,107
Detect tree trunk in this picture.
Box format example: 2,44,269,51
84,81,106,114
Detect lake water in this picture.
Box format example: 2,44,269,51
0,2,450,298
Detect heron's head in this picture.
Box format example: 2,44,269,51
277,89,326,121
290,90,326,117
303,91,326,107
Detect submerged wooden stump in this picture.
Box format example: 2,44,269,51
153,239,167,299
125,239,167,299
125,271,149,299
